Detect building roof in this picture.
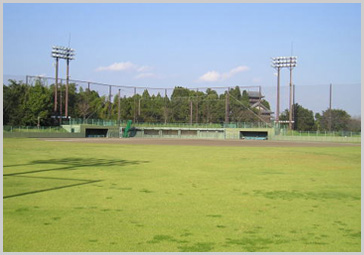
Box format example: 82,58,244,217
247,91,263,98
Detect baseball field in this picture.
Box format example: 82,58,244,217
3,138,361,252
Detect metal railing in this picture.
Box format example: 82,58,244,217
278,129,361,138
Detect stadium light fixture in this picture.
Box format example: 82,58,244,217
271,56,298,129
51,46,76,120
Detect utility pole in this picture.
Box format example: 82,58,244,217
65,58,70,117
289,64,294,130
133,87,136,123
225,88,230,123
258,86,262,120
54,57,59,113
164,89,167,124
293,84,296,128
59,79,63,124
195,89,199,124
276,67,281,123
109,85,111,119
118,89,121,125
329,83,332,132
138,98,141,116
190,100,193,124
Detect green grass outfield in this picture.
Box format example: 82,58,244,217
3,138,361,252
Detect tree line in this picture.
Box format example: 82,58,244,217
3,79,360,132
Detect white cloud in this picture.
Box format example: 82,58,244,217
198,65,250,82
96,61,152,73
223,65,250,80
137,66,153,72
198,71,221,82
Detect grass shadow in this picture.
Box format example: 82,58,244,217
3,157,148,199
4,157,149,176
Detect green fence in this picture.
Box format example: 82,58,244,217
3,126,68,133
278,129,361,138
63,118,272,129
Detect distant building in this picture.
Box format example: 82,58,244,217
247,91,273,123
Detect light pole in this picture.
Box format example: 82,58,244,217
52,46,75,119
271,56,297,129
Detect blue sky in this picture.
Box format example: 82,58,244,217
3,3,361,116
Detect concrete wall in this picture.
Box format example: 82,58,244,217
134,127,225,139
61,124,81,133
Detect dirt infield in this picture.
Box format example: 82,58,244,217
39,138,360,147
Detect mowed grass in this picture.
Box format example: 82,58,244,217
3,138,361,252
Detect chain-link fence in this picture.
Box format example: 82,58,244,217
3,74,361,126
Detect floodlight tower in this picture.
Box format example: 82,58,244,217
271,56,297,129
51,47,60,113
51,46,75,119
271,57,282,123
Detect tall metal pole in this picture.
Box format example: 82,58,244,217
329,83,332,132
65,58,69,117
272,56,297,127
52,46,75,122
118,89,121,124
118,89,121,138
225,88,230,123
54,58,59,113
189,100,193,124
258,86,262,120
293,84,295,128
195,89,199,124
108,85,112,119
276,67,281,123
59,79,63,124
138,98,141,116
133,87,136,123
164,89,167,124
289,66,293,130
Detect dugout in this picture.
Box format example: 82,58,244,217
240,131,268,140
85,128,108,138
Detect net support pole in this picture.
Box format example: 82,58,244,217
225,88,230,123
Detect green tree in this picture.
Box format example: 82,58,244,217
280,103,315,131
170,87,191,123
75,88,103,120
23,80,53,126
318,109,351,131
3,80,28,125
347,116,361,132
